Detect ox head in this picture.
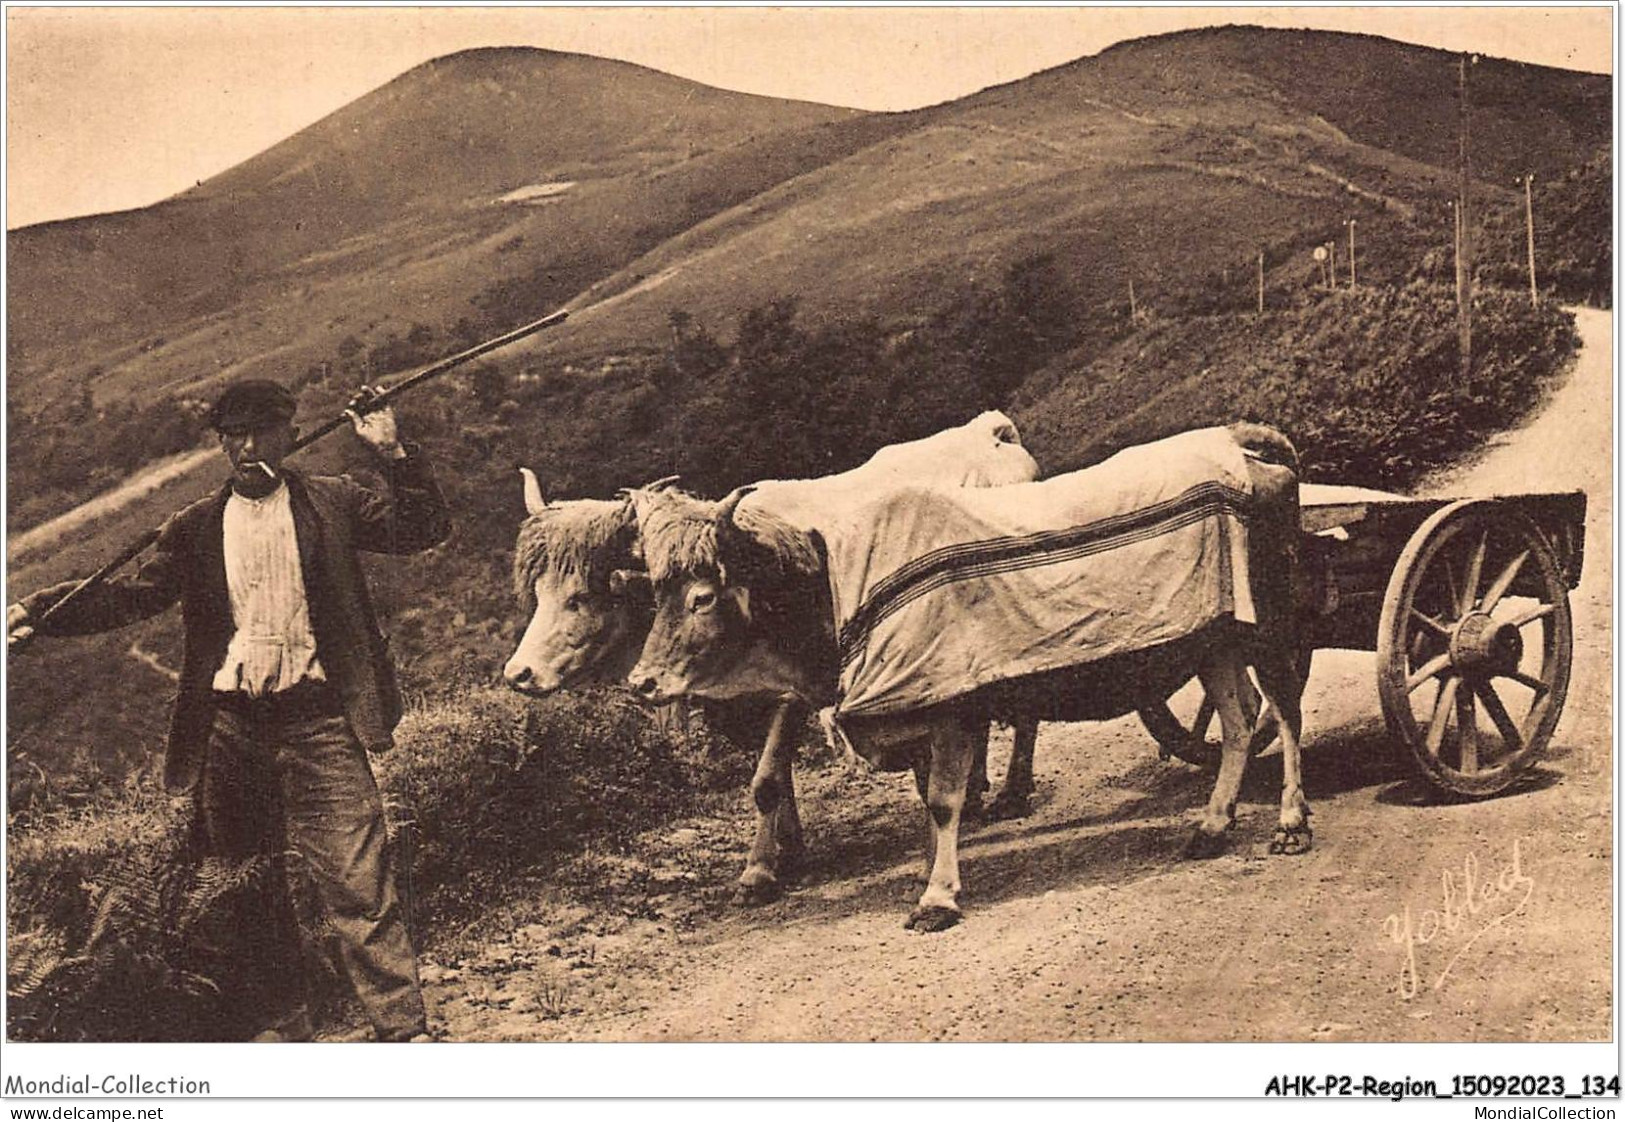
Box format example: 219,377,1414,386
627,485,831,705
503,469,669,695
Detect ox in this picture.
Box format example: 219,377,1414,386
627,423,1311,931
502,413,1043,902
503,470,811,901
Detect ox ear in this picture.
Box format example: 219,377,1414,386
725,584,752,625
519,467,548,515
608,569,651,597
807,529,828,560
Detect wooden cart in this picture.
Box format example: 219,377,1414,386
1140,484,1588,798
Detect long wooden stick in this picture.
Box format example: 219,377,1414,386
24,308,569,633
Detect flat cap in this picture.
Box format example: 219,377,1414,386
208,380,297,432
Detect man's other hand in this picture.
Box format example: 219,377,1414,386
8,602,36,650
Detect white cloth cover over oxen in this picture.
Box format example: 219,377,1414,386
737,411,1041,531
824,427,1260,718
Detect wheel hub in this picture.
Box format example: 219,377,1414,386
1449,612,1524,676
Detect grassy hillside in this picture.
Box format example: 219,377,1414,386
1072,26,1610,182
7,48,879,414
7,28,1609,534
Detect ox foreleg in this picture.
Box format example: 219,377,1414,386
1185,658,1252,859
1257,655,1311,855
737,703,802,904
911,756,936,877
987,717,1038,820
771,723,806,868
907,721,976,931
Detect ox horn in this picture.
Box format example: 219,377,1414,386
713,484,758,562
616,475,682,502
715,484,757,524
519,467,548,515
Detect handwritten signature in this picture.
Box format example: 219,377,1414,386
1382,836,1535,999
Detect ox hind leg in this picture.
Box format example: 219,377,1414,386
906,718,977,932
986,717,1039,820
1255,650,1311,854
1184,656,1255,858
737,703,805,904
962,723,991,822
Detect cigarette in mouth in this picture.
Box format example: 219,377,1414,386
248,461,277,480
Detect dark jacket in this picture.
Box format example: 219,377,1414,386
25,449,451,792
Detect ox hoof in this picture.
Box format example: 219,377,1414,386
1269,824,1313,856
904,905,962,933
734,873,783,906
775,845,808,878
984,790,1033,822
1183,824,1232,860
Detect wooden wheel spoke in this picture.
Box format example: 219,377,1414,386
1426,676,1460,756
1459,532,1488,613
1407,652,1454,693
1503,669,1553,697
1473,680,1523,753
1509,602,1556,628
1441,563,1462,620
1455,686,1479,773
1410,609,1452,637
1408,627,1432,665
1480,550,1530,613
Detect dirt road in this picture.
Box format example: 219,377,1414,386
422,309,1612,1044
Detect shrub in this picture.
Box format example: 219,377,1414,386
7,795,242,1041
375,686,736,930
7,683,753,1040
1014,283,1578,490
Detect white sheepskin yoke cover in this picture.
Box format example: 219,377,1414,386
825,427,1259,718
741,411,1041,532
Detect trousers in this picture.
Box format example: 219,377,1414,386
194,690,425,1040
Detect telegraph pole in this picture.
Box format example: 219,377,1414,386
1128,277,1138,321
1257,251,1265,313
1449,200,1461,303
1522,173,1538,305
1346,219,1357,288
1457,52,1475,375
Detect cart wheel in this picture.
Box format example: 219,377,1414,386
1140,649,1310,767
1376,499,1573,797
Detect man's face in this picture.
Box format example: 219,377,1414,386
219,420,298,489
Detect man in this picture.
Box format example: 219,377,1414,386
8,379,450,1042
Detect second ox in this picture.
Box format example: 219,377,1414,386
503,411,1042,902
627,423,1312,930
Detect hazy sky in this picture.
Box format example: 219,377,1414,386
5,5,1616,229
